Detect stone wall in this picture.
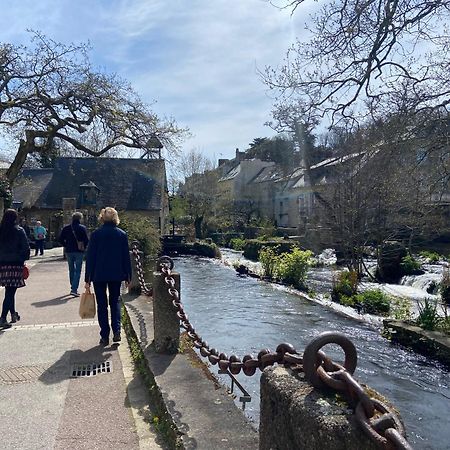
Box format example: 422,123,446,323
260,366,379,450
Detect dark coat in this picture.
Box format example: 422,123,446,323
0,226,31,264
85,222,132,283
59,221,89,253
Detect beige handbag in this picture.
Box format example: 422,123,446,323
79,286,96,319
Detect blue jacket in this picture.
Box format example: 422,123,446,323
85,222,132,283
59,221,89,253
0,226,30,264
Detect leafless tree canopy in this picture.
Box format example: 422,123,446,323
0,32,188,182
265,0,450,125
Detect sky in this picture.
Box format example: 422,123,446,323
0,0,314,163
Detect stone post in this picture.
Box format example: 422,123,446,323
153,270,180,354
260,367,379,450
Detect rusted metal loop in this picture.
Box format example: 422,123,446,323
194,341,202,349
208,354,220,364
384,428,414,450
187,331,197,340
172,300,181,309
218,353,229,371
180,321,189,330
338,370,375,418
200,346,210,357
131,240,141,250
229,355,242,374
276,343,296,356
318,350,340,372
165,276,175,288
168,287,179,299
261,352,282,366
157,255,174,271
355,398,406,447
317,367,348,391
243,356,259,369
219,359,230,370
283,352,303,365
257,349,272,369
303,332,358,389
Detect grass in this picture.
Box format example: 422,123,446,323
122,306,183,449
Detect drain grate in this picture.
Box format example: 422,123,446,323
70,361,112,378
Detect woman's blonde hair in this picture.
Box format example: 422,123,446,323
98,207,120,225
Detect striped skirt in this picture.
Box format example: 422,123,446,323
0,264,26,288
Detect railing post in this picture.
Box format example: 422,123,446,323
259,367,379,450
153,268,180,354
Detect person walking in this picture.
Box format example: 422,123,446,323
0,209,30,328
33,220,47,256
85,207,132,345
59,212,89,297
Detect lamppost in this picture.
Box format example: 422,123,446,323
79,181,100,231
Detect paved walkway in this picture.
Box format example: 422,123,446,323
0,249,164,450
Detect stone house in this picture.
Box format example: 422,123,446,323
12,157,169,242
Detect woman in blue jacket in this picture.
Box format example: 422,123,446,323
0,209,30,328
85,207,132,345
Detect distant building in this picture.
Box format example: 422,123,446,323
13,157,169,241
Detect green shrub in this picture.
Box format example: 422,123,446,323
331,271,358,302
438,316,450,335
259,246,278,278
359,289,390,316
120,214,162,256
229,238,245,251
339,295,357,307
244,239,301,261
273,248,313,289
400,255,422,275
419,250,441,263
390,297,413,321
440,267,450,305
416,298,440,330
192,241,221,258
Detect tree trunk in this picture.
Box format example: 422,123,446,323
5,137,33,183
194,215,203,239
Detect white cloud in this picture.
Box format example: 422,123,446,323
0,0,311,161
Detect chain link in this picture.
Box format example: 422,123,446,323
131,242,152,296
135,250,413,450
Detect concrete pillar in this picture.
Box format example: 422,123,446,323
153,271,180,354
260,366,378,450
0,197,4,218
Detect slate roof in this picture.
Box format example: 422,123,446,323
13,157,166,211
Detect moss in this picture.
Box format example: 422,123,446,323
122,306,183,449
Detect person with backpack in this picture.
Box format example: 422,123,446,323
0,209,30,328
59,212,89,297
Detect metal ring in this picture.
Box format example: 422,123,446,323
303,332,357,389
157,255,174,271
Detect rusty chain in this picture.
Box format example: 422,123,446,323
131,241,152,296
136,250,413,450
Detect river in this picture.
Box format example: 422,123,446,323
173,255,450,450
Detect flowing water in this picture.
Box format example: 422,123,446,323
174,255,450,450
